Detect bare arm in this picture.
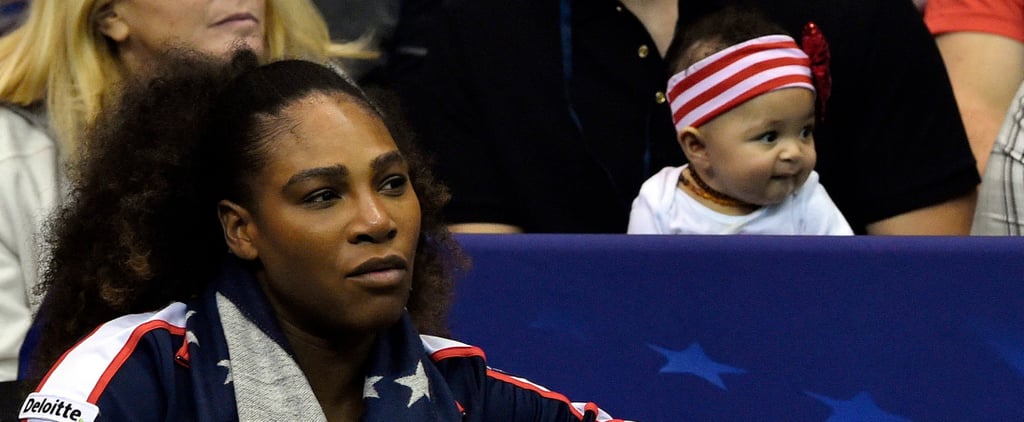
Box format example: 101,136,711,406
864,189,977,235
935,32,1024,173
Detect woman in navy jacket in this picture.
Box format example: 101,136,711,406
20,50,621,422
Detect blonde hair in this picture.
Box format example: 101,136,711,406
0,0,366,158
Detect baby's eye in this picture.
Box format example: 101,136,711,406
800,126,814,139
380,175,409,195
755,131,779,143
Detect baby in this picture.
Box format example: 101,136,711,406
628,8,852,235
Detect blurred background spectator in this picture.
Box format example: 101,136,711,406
312,0,442,84
972,80,1024,235
923,0,1024,234
924,0,1024,174
0,0,26,35
312,0,398,80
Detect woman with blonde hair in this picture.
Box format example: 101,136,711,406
0,0,366,381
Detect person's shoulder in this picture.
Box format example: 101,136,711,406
793,170,825,203
28,303,189,407
420,334,562,396
421,335,487,363
628,166,685,233
801,170,821,190
0,104,55,163
638,166,685,199
757,0,889,40
795,171,854,234
422,335,628,421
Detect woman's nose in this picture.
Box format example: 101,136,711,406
349,195,398,244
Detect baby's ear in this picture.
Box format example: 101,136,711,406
217,200,259,260
679,127,709,168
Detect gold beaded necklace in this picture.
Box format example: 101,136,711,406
679,166,758,209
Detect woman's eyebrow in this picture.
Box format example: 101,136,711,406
283,165,348,189
371,151,406,174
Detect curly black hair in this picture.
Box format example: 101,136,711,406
29,50,466,377
665,6,790,76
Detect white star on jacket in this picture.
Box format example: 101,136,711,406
186,311,199,346
363,361,431,407
364,375,383,399
395,361,431,407
217,359,232,385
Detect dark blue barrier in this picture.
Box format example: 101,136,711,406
449,234,1024,421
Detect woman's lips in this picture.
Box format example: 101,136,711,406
213,13,258,27
347,268,408,286
346,255,409,287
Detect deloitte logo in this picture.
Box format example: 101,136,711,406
19,393,99,422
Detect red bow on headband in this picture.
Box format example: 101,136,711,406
801,21,831,121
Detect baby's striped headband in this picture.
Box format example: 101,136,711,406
667,34,815,132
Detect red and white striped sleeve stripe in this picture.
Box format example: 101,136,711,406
421,335,487,361
34,302,188,403
420,335,629,422
667,34,814,132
